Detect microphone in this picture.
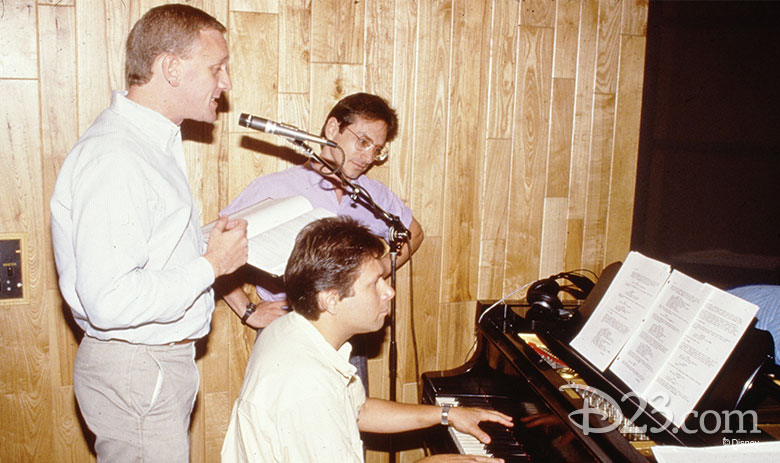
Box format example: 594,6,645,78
238,113,337,147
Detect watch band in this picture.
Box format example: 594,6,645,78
441,404,451,426
241,302,257,325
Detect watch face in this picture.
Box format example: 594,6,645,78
441,404,451,425
242,303,256,324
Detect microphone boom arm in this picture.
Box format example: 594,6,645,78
290,139,411,242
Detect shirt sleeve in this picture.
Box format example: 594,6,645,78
368,177,413,227
70,148,214,330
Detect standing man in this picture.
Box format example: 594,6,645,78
50,4,247,462
220,93,424,388
221,217,508,462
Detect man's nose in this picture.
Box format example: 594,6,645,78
220,70,233,91
383,281,395,300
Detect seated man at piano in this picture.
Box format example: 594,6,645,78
221,217,511,462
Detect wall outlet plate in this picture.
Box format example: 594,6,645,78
0,232,28,305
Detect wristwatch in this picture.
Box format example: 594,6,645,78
441,404,451,426
241,302,257,325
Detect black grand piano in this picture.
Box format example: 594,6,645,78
421,263,780,462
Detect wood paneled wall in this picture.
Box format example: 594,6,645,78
0,0,647,461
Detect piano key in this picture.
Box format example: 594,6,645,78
436,396,531,461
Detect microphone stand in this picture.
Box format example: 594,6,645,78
290,140,410,409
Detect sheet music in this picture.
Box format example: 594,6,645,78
610,271,712,394
570,251,671,371
644,289,758,427
247,208,334,276
202,195,335,276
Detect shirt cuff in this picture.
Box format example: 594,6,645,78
192,255,216,289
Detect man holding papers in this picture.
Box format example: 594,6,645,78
219,93,424,390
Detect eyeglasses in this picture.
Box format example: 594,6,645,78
343,126,389,162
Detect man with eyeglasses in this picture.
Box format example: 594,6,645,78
219,93,424,391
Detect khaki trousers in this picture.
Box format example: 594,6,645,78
73,336,199,463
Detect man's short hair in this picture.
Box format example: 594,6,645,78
321,93,399,143
125,4,226,87
284,217,386,320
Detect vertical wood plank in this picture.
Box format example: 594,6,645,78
440,0,491,303
311,0,364,64
39,4,78,292
203,305,229,394
0,0,38,78
1,390,53,460
567,0,600,272
546,78,575,198
310,63,364,129
278,92,312,170
229,12,279,128
622,0,649,37
520,0,556,28
52,386,95,463
278,0,311,93
605,34,646,263
552,0,581,79
487,0,519,139
582,93,616,271
539,197,568,276
401,237,442,384
204,391,230,463
478,139,512,298
75,0,131,129
387,0,417,209
436,301,477,371
364,0,395,98
595,0,622,95
48,290,80,389
564,217,585,273
410,0,450,238
505,25,554,287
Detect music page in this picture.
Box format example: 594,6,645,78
643,289,758,427
202,195,335,276
570,251,671,371
246,208,334,276
609,271,713,394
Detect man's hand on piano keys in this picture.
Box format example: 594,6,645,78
449,407,514,445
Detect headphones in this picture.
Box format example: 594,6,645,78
526,271,596,322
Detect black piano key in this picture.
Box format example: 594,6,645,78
477,420,532,462
503,456,532,463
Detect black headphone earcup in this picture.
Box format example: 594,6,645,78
527,289,563,312
526,278,564,314
525,272,596,322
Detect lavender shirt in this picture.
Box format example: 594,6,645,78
221,164,413,301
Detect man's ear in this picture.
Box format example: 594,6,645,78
325,117,340,139
160,53,181,87
317,289,341,315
